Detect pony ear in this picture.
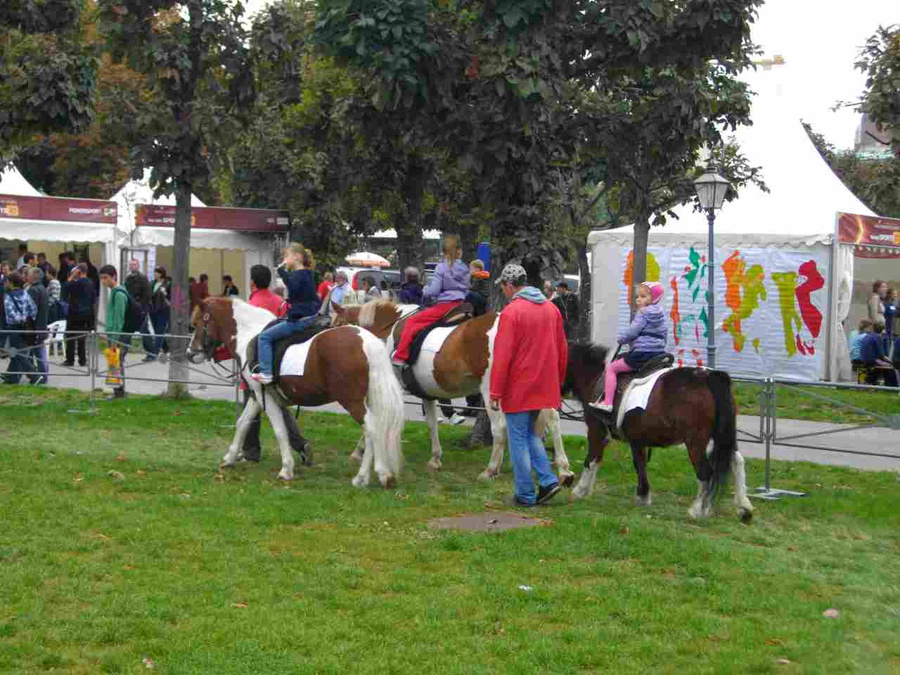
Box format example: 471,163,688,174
331,302,344,314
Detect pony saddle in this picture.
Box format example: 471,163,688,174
593,353,675,424
247,316,331,383
398,302,473,400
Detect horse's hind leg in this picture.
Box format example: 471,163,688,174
732,450,754,523
479,403,507,480
631,443,652,506
537,409,574,487
686,439,713,519
344,400,374,488
350,433,365,463
423,399,443,471
573,420,609,500
221,395,262,468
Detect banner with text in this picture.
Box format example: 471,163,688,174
136,204,290,233
0,194,117,224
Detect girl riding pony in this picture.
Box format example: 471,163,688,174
392,234,470,368
251,243,319,384
590,281,667,412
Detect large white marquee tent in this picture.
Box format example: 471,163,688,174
588,64,878,382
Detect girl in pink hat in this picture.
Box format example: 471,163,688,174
590,281,667,413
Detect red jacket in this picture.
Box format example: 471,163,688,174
249,288,285,317
490,294,568,413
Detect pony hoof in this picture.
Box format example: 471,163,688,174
427,459,442,471
635,494,652,507
559,471,575,488
381,474,396,489
739,508,753,525
277,473,293,482
572,486,589,501
349,451,363,463
351,476,369,488
478,470,497,481
219,460,236,469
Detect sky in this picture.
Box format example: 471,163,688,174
243,0,897,149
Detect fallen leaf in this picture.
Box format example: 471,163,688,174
123,565,135,571
766,638,784,646
776,658,791,665
107,470,125,480
116,453,125,462
823,608,839,619
173,410,182,416
787,546,798,552
136,470,146,477
619,526,630,535
232,602,248,608
73,475,84,483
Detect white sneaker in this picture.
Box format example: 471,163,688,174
251,372,274,385
589,401,613,413
447,413,466,426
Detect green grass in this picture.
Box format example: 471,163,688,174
1,387,899,674
733,381,899,425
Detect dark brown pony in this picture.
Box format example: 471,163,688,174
187,297,404,487
331,300,574,484
564,343,753,521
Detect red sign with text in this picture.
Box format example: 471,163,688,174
837,212,900,259
0,194,117,224
136,204,290,232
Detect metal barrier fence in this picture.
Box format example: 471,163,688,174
0,328,241,418
3,327,898,497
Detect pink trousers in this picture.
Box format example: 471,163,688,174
599,358,632,405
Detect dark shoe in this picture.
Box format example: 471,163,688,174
105,389,126,401
142,354,157,362
295,440,313,467
536,482,561,505
508,495,535,508
78,362,87,368
239,455,260,463
62,361,75,367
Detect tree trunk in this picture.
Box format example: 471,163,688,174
631,212,651,318
576,242,592,342
166,182,192,398
396,157,428,273
458,219,479,268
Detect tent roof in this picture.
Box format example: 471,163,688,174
110,168,206,232
0,164,41,197
589,65,876,249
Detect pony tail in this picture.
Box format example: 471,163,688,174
706,369,736,501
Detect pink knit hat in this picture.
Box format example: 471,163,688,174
641,281,664,305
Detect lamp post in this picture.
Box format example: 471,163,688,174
693,162,731,369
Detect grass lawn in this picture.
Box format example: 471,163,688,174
732,381,899,425
1,387,899,674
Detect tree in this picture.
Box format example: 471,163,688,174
0,0,97,157
98,0,255,397
855,25,900,157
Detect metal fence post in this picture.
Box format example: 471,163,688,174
753,378,806,501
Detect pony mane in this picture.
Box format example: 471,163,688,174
569,342,609,373
230,297,276,326
358,299,399,328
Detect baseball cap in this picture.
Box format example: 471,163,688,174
495,263,527,285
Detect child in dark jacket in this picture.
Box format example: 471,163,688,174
252,243,318,384
590,281,667,412
467,259,490,316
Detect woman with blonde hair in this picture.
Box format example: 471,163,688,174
251,243,319,384
392,234,470,367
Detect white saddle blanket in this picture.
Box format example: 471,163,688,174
421,325,456,354
278,328,337,378
615,367,673,429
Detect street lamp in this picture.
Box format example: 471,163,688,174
693,162,731,369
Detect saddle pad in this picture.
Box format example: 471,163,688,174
616,367,672,429
278,328,335,378
421,325,457,354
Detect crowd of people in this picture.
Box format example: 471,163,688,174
848,279,900,387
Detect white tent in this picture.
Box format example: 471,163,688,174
588,64,876,381
111,170,274,295
0,163,41,197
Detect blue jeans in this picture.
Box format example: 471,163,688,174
3,331,36,384
505,410,558,505
150,308,170,354
257,316,316,376
30,342,48,383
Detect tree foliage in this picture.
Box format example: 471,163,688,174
0,0,97,155
97,0,255,396
854,25,900,157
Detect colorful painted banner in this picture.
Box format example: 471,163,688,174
837,212,900,259
0,194,117,224
619,246,829,379
136,204,290,232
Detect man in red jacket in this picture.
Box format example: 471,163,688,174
490,263,568,507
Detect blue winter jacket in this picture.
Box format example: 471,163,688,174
423,260,470,305
279,267,319,320
619,303,667,352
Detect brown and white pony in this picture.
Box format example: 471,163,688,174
564,343,754,521
187,297,404,488
331,300,574,484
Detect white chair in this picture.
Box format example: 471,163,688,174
47,319,67,350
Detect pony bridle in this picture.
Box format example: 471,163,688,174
190,312,218,363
